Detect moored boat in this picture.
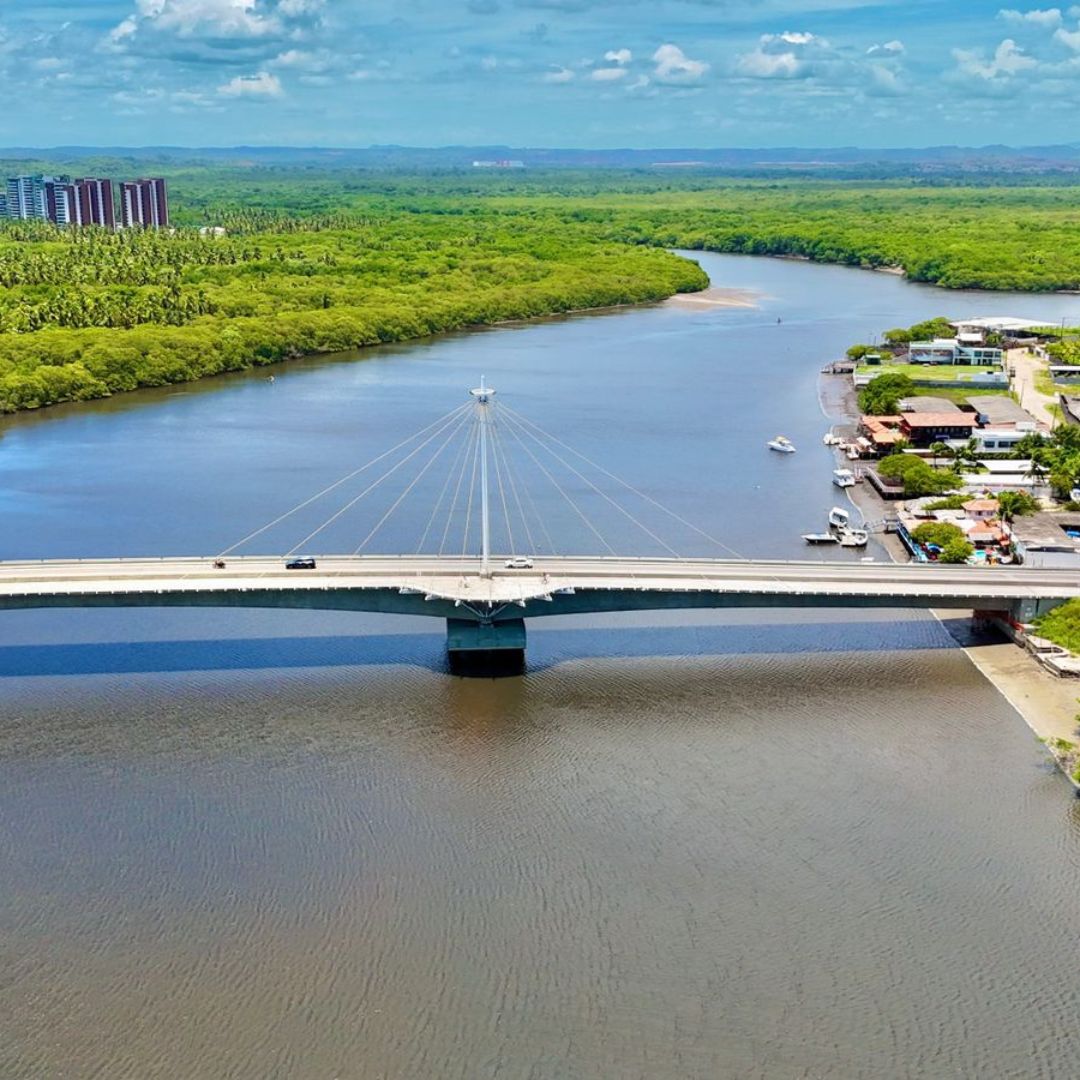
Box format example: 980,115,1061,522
838,528,869,548
827,506,851,529
832,468,856,489
802,532,839,545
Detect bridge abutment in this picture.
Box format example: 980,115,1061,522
446,617,526,677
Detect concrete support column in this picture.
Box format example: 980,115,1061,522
446,617,526,677
1011,596,1066,625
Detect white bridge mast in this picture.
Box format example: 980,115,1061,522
469,377,495,577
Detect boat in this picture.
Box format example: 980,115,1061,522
845,446,860,460
823,432,842,446
802,532,839,545
767,435,796,453
827,506,851,529
832,468,856,489
838,528,869,548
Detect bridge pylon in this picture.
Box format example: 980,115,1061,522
446,616,526,677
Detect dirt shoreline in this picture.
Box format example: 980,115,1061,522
817,368,1080,789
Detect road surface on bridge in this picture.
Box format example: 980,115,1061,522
0,554,1072,608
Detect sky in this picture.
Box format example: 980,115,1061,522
3,1,1080,148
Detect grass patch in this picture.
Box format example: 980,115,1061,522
1033,599,1080,652
857,363,1005,383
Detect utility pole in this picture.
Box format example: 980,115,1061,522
470,377,495,577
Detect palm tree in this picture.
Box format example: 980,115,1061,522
953,437,982,474
1025,447,1050,487
928,441,951,470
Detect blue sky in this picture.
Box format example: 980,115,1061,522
3,1,1080,147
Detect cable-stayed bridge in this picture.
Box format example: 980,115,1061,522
2,381,1077,674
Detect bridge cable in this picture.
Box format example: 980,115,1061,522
217,402,471,556
500,404,747,561
488,414,517,557
498,408,681,559
495,415,558,556
417,413,476,554
353,409,473,555
490,414,540,556
497,408,619,557
438,422,479,557
285,406,471,556
460,414,482,562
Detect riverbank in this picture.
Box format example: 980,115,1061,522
817,365,1080,790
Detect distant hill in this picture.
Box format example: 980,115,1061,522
5,145,1080,183
2,143,1080,172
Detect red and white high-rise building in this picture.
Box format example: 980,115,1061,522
120,178,169,229
74,178,116,228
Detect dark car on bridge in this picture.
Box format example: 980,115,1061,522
285,557,317,570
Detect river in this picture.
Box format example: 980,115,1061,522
2,253,1080,1078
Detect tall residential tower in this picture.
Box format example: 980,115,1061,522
120,178,169,229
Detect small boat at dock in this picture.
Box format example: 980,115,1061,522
828,506,851,529
832,468,856,489
802,532,839,545
767,435,796,453
838,528,869,548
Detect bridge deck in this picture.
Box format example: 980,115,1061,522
0,554,1072,608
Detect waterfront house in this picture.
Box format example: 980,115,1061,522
907,338,1003,366
859,415,905,454
898,412,980,447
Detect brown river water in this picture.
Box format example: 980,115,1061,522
3,254,1080,1078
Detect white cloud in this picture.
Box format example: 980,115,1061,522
953,38,1038,78
652,43,709,83
736,48,803,78
271,48,321,68
592,66,628,81
217,70,283,96
542,65,575,83
867,64,903,94
1054,24,1080,48
735,31,826,79
999,7,1063,27
131,0,279,38
107,0,323,49
604,48,631,65
867,40,905,56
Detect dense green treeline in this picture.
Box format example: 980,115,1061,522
0,214,705,411
4,167,1080,412
158,169,1080,290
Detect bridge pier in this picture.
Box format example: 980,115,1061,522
1011,596,1067,625
446,617,526,677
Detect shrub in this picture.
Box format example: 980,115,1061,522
858,371,915,415
911,521,967,549
940,537,975,563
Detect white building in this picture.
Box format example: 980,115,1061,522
908,338,1003,366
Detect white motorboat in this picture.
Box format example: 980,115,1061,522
767,435,796,453
828,506,851,529
832,468,857,489
838,528,869,548
802,532,839,545
823,432,842,446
